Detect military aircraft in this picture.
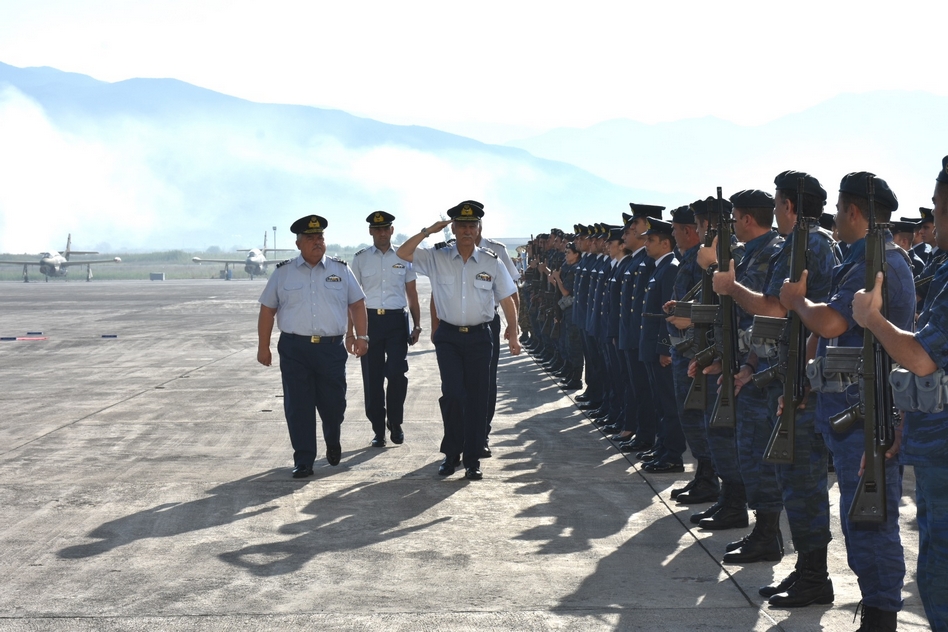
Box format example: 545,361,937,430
191,232,297,280
0,234,122,282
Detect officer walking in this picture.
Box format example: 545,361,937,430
350,211,422,448
257,214,369,478
397,201,521,480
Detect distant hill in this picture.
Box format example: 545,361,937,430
0,62,658,252
506,91,948,212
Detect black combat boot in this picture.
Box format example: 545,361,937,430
854,602,898,631
759,569,799,598
675,460,720,504
722,511,783,563
698,481,749,530
690,482,729,525
768,546,834,607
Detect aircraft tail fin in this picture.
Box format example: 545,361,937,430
64,234,99,259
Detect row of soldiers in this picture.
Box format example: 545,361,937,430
518,160,948,632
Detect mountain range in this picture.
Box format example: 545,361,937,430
1,61,945,253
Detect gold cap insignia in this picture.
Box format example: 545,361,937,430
645,219,651,231
374,213,384,223
309,217,321,229
461,205,473,216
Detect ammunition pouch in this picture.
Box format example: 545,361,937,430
557,295,574,310
671,331,695,358
750,315,786,361
738,328,751,356
890,367,948,413
806,347,860,394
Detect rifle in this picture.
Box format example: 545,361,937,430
710,187,739,428
762,177,810,464
683,202,719,411
828,175,895,523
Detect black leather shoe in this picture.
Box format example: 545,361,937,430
370,435,386,448
636,448,658,461
481,444,492,458
326,446,342,466
292,464,314,479
759,571,799,598
560,380,583,390
698,504,749,530
602,423,622,434
438,455,461,476
624,436,653,451
610,432,633,443
675,478,720,504
389,423,405,445
464,467,483,480
575,393,592,402
576,401,601,410
643,460,685,473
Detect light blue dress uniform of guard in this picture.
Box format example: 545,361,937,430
351,243,417,441
260,253,365,469
412,242,516,471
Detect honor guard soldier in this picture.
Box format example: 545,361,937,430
913,206,935,264
257,214,369,478
397,201,521,480
721,170,838,606
350,211,422,447
780,172,914,629
890,217,926,278
854,155,948,632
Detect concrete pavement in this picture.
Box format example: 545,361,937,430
0,279,931,631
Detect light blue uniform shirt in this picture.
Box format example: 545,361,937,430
412,244,516,326
259,255,365,336
351,245,417,310
480,236,521,283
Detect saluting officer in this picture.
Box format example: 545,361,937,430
350,211,422,448
397,201,521,480
257,214,369,478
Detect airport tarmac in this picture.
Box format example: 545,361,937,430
0,279,931,631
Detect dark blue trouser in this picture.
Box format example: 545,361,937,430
361,310,409,437
625,350,656,438
583,333,605,401
486,312,501,438
672,351,712,461
915,464,948,631
735,379,783,511
773,398,831,553
824,423,904,612
645,359,686,462
278,334,348,467
434,324,492,470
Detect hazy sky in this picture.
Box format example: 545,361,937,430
2,0,946,142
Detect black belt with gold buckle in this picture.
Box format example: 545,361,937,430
440,321,489,334
284,333,343,344
369,308,405,316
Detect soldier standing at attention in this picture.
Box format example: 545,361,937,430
780,172,913,630
397,201,521,480
350,211,422,448
854,155,948,632
257,214,368,478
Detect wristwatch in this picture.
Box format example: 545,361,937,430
356,335,370,343
421,227,430,237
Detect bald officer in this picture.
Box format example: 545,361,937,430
350,211,422,447
397,200,521,480
257,214,369,478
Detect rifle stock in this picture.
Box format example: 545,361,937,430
711,186,738,428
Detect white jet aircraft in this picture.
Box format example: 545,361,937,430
191,232,297,280
0,234,122,282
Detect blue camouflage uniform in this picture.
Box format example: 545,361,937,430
815,235,914,614
734,230,785,513
260,254,366,469
411,242,516,471
763,223,838,553
351,244,417,440
904,259,948,630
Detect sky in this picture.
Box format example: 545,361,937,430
2,0,947,143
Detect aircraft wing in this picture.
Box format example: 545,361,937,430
191,257,247,264
0,260,45,266
61,258,122,265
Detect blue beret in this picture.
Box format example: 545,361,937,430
671,205,695,225
774,170,827,202
729,189,774,210
838,172,898,212
818,212,836,231
938,156,948,185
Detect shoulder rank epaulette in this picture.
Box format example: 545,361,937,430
487,238,506,249
275,259,291,268
328,256,347,266
481,247,499,259
354,247,368,257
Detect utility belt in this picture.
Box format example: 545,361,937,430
367,308,405,316
282,333,344,344
439,321,490,334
